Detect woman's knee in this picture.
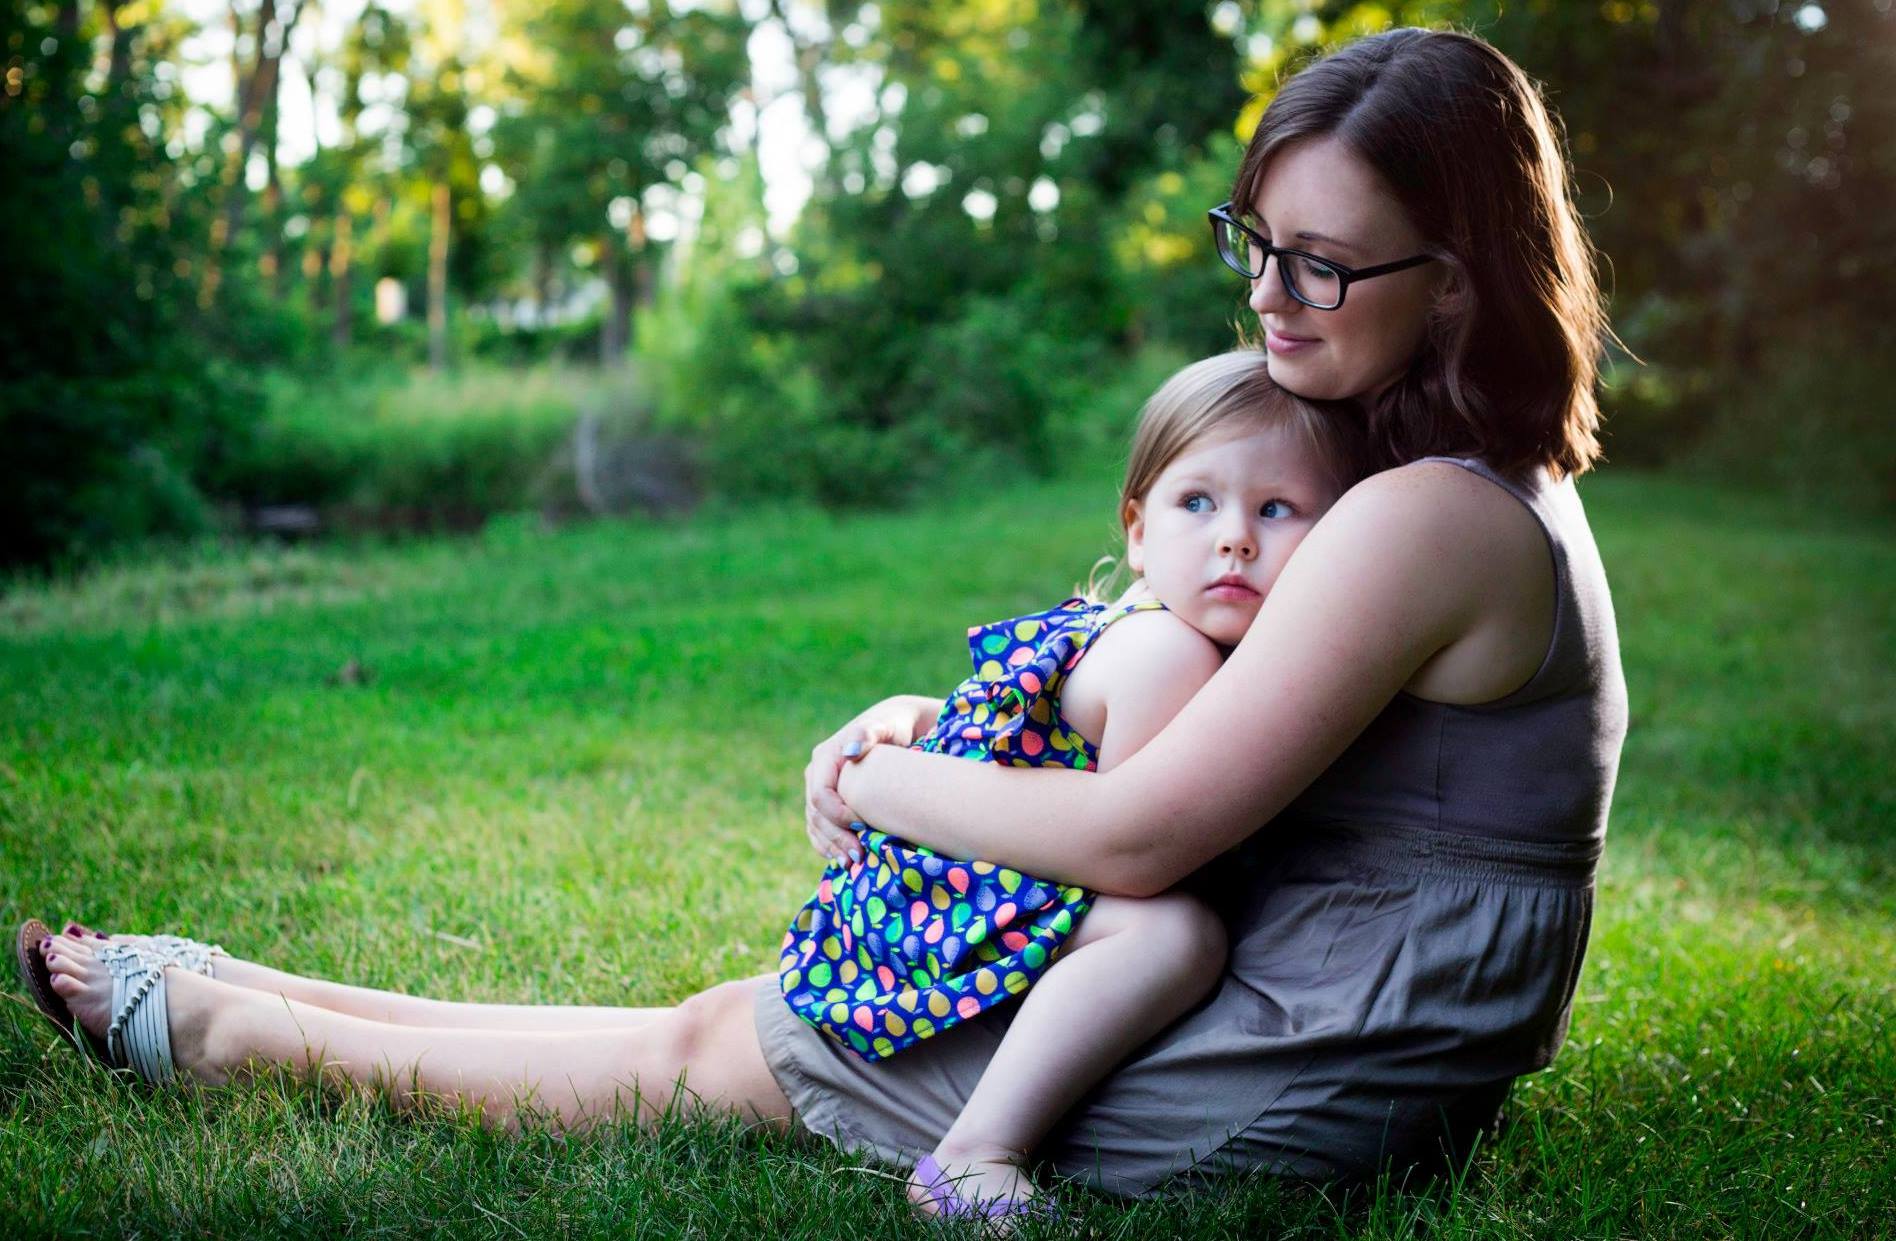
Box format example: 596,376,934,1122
663,979,752,1067
655,976,791,1124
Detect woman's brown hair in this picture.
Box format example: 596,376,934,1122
1232,28,1608,478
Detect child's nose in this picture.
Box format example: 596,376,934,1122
1218,528,1257,559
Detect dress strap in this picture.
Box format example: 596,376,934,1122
1068,596,1167,661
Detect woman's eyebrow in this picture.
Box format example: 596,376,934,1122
1294,230,1359,255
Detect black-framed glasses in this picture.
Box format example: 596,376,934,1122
1208,202,1435,311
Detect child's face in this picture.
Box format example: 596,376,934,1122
1124,422,1342,647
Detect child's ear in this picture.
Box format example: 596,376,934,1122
1123,498,1145,576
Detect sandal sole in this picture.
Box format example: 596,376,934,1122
14,918,111,1062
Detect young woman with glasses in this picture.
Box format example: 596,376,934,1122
27,26,1625,1215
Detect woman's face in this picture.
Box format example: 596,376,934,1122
1246,137,1443,402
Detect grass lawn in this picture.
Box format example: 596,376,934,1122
1,465,1890,1237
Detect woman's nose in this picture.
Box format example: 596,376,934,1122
1248,257,1294,316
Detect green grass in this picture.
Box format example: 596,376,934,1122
1,467,1891,1238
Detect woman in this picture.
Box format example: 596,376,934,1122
28,27,1625,1202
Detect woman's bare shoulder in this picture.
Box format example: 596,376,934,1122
1323,460,1545,573
1321,460,1554,701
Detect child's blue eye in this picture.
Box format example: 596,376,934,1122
1183,494,1212,513
1261,500,1293,519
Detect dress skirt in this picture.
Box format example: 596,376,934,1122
752,821,1599,1195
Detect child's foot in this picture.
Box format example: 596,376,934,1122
908,1138,1040,1221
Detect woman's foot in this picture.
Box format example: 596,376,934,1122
908,1137,1040,1221
41,933,226,1084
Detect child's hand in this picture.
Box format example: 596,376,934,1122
803,720,897,866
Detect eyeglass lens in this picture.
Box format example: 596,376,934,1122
1217,220,1344,309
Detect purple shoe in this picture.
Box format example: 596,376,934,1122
911,1154,1061,1225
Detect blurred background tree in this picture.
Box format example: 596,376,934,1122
3,0,1890,571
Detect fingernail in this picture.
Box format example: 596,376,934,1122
849,821,866,832
40,937,50,949
63,923,81,935
848,848,863,865
93,932,107,940
842,741,862,757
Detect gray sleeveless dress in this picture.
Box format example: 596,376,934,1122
751,457,1629,1193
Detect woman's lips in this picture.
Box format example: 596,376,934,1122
1264,329,1319,356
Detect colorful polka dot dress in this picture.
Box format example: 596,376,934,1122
778,595,1166,1061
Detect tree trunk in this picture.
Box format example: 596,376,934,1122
330,210,354,348
203,0,307,307
534,239,553,327
261,53,283,299
428,180,451,372
216,0,308,256
599,232,627,366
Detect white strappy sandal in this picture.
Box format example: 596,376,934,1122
82,937,224,1083
96,943,180,1082
112,934,228,977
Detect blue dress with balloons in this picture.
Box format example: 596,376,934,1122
777,595,1165,1060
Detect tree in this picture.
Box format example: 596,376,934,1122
493,0,751,365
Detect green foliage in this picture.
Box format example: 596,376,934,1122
1457,0,1896,508
10,0,1896,570
1108,136,1257,355
217,364,640,524
1,472,1890,1235
0,0,259,568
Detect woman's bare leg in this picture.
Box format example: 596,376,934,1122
62,924,668,1032
42,934,791,1133
207,958,672,1032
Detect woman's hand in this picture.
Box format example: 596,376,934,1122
803,697,936,865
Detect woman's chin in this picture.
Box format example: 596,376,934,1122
1263,354,1341,400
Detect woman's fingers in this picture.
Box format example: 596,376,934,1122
804,728,875,864
805,814,850,864
810,786,862,849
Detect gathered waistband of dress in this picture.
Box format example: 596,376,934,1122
1265,820,1602,887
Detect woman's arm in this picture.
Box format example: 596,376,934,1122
838,464,1546,896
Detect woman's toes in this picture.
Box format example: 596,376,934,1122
48,933,95,961
44,940,114,1039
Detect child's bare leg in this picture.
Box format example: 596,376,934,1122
910,892,1226,1212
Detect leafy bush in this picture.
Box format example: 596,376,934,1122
218,364,647,526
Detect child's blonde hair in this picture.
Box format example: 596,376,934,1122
1085,350,1370,601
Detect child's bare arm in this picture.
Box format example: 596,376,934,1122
1061,610,1226,775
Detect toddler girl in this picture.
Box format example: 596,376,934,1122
778,349,1368,1218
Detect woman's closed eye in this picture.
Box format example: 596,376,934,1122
1290,253,1340,284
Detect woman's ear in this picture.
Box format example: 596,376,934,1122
1429,257,1471,320
1123,498,1145,576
